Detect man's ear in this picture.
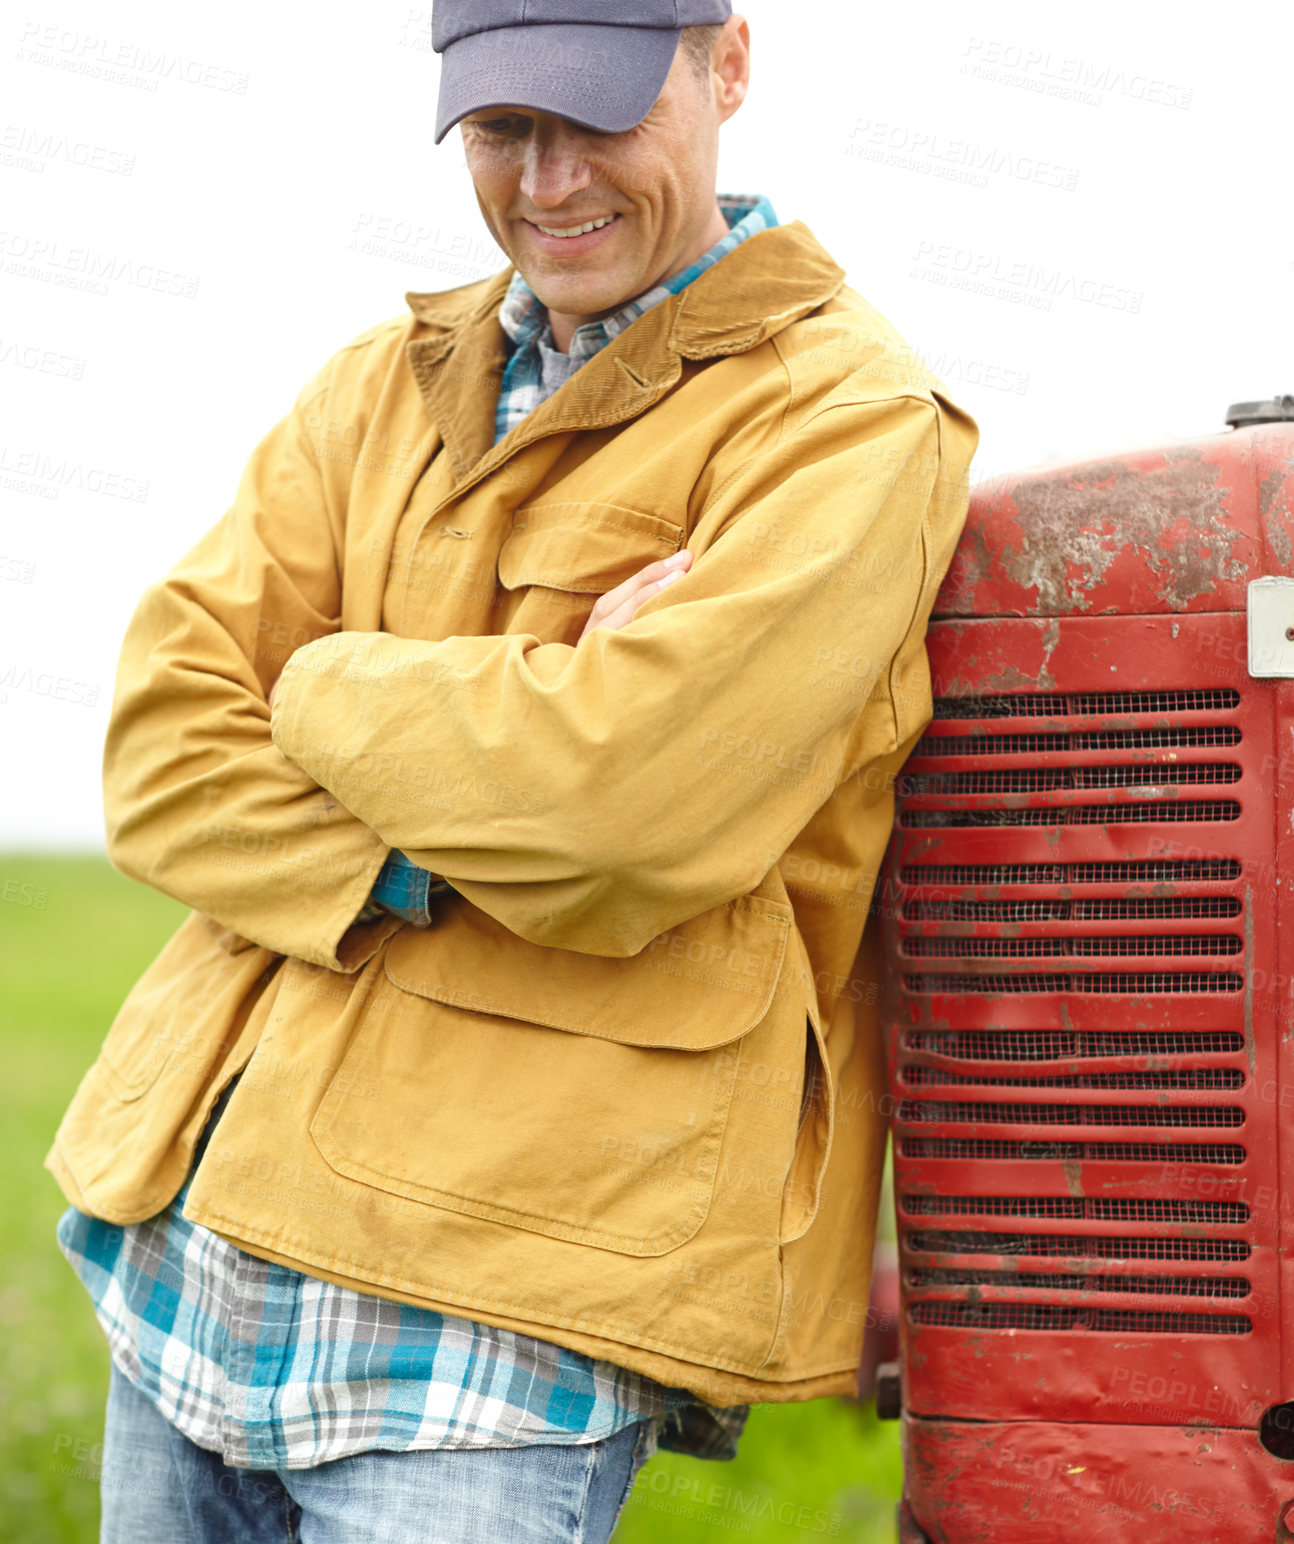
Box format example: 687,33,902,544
711,15,751,124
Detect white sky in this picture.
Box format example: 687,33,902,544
1,0,1291,848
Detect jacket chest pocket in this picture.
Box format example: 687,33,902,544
495,501,682,641
308,891,791,1256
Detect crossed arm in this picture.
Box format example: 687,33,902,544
104,374,954,969
269,551,695,928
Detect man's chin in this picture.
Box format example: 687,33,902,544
520,273,640,326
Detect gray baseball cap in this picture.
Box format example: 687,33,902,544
432,0,733,145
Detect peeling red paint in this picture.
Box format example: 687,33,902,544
938,431,1285,619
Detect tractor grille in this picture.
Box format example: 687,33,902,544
902,934,1242,958
901,1197,1249,1224
899,1102,1244,1127
905,897,1242,922
901,1139,1246,1164
930,688,1240,718
901,801,1241,827
908,1270,1251,1298
901,859,1243,886
901,764,1242,794
906,1231,1249,1261
903,1029,1244,1059
905,972,1243,994
916,727,1242,756
902,1067,1245,1091
893,683,1254,1338
909,1304,1252,1334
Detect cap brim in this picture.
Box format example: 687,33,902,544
434,23,680,144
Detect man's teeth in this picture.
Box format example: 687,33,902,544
535,215,616,238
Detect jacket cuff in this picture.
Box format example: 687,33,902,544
368,850,452,928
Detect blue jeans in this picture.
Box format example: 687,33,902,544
100,1362,657,1543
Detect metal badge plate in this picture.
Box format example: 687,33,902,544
1248,577,1294,678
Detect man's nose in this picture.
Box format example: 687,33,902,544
519,128,594,208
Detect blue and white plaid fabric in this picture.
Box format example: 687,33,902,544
365,847,451,925
59,196,778,1472
495,193,777,443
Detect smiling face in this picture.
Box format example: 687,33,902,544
460,18,750,350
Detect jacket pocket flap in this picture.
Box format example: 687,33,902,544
497,503,682,593
383,891,791,1050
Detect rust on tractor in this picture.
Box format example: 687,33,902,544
937,445,1257,619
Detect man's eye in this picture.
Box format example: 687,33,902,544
472,116,526,137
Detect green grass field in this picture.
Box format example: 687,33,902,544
0,854,902,1543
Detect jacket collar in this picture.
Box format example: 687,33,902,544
403,221,845,495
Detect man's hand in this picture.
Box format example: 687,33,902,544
578,549,692,642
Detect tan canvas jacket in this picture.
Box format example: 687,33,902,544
45,221,977,1407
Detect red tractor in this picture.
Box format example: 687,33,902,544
879,398,1294,1542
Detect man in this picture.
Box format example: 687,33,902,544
46,2,977,1539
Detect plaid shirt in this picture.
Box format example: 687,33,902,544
58,194,778,1473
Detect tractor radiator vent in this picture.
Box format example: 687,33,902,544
892,679,1255,1344
908,1269,1251,1299
931,688,1240,719
901,800,1241,827
905,971,1243,994
902,1029,1244,1060
900,1195,1250,1225
902,934,1241,959
904,897,1242,922
901,1068,1245,1092
909,1303,1252,1335
900,858,1242,885
899,1101,1243,1128
905,1231,1250,1262
915,726,1242,756
899,1139,1246,1165
901,763,1241,795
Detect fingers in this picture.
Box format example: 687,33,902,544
579,549,692,641
596,568,687,632
595,550,692,618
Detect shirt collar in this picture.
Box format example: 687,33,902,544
498,194,779,361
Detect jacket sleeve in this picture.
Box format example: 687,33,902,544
270,392,969,957
102,364,399,971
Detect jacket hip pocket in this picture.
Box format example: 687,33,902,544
308,890,791,1256
778,1008,835,1243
